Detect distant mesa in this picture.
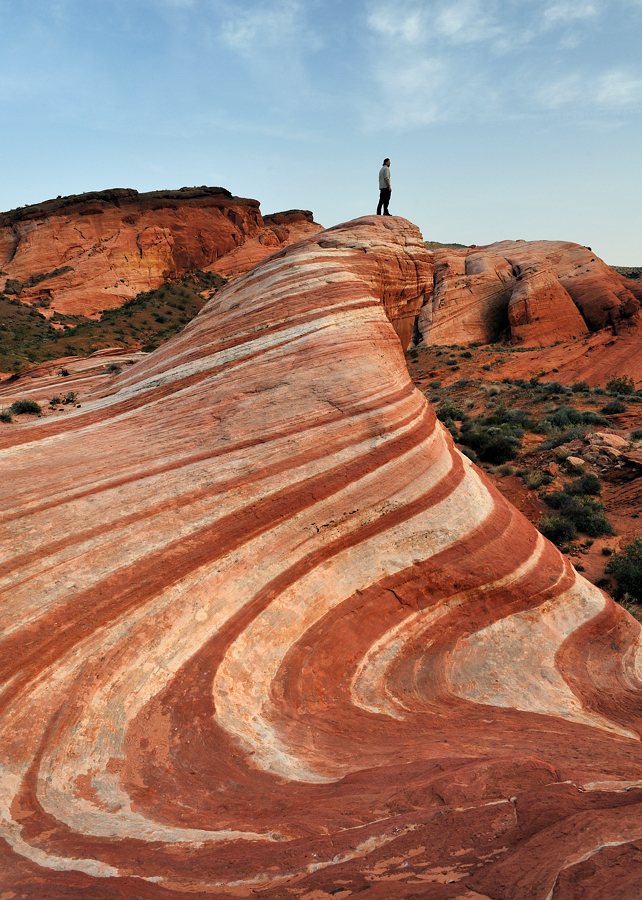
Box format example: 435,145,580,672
0,186,322,317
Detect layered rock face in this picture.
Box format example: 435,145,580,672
2,217,642,899
419,239,642,346
0,188,321,316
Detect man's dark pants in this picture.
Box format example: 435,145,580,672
377,188,391,215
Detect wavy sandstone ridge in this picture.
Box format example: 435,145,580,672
1,216,642,900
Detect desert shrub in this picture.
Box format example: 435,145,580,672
593,386,606,394
498,465,514,477
539,515,577,544
482,364,491,371
605,537,642,601
64,391,77,404
580,410,609,426
436,400,464,422
631,428,642,441
522,469,547,490
49,395,61,407
572,381,590,393
446,357,458,366
9,399,41,415
459,424,520,464
545,492,614,537
607,375,635,395
0,409,12,423
431,380,442,389
601,399,627,414
539,427,587,450
461,446,478,462
60,368,70,376
602,546,613,556
565,473,601,496
106,362,122,374
460,350,472,358
540,381,565,394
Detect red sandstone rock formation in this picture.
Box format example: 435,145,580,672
419,239,642,347
0,188,321,316
1,217,642,899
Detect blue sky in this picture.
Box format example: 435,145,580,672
1,0,641,263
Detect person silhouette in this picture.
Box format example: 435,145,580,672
377,158,391,215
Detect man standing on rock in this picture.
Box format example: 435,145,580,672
377,158,392,216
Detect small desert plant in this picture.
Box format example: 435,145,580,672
545,491,614,537
498,465,514,477
602,546,613,556
460,350,472,359
631,428,642,441
601,399,627,415
0,409,12,423
106,362,122,374
606,375,635,395
605,537,642,601
49,395,62,407
9,399,41,415
571,381,590,393
522,468,547,490
436,400,464,422
565,473,601,496
64,391,77,404
60,368,70,377
539,515,577,545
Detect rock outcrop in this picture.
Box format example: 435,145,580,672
1,216,642,899
0,187,321,316
419,239,642,347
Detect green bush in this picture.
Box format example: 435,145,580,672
522,468,547,490
565,473,601,496
9,398,41,415
545,491,614,537
607,375,635,395
601,399,627,414
571,381,590,393
631,428,642,441
436,400,464,422
0,409,12,423
539,427,587,450
460,350,472,358
605,537,642,601
459,425,520,464
106,362,122,374
539,515,577,544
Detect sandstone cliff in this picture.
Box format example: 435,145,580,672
419,239,642,347
1,217,641,899
0,187,321,316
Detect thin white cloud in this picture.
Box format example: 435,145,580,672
543,1,600,25
219,0,308,52
596,69,642,106
367,6,426,44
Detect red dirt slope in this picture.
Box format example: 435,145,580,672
1,216,641,900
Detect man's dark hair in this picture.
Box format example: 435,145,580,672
383,158,390,165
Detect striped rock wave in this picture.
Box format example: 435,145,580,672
1,216,642,900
